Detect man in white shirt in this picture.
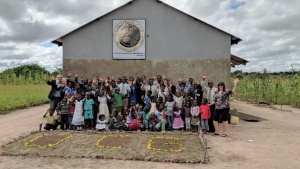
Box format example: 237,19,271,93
141,79,157,97
118,76,131,113
201,74,218,133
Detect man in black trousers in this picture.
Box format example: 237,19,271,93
46,74,65,110
202,74,218,133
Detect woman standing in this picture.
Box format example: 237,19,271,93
213,78,239,137
98,88,110,121
47,74,65,110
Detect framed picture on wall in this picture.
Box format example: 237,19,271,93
112,19,146,60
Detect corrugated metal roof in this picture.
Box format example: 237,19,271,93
231,54,249,67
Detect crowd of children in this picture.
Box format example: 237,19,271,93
44,73,239,136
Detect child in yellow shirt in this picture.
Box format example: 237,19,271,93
43,108,58,131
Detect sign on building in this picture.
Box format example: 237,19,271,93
113,19,146,59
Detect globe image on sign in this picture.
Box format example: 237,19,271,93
114,20,145,52
118,24,141,47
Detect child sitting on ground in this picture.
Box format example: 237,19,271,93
127,113,140,131
43,108,58,131
200,98,211,134
191,99,200,133
148,112,159,132
116,114,127,130
96,114,107,131
140,107,150,131
107,114,118,130
55,106,61,129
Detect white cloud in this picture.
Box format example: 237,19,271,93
0,42,62,72
0,18,12,36
0,0,299,73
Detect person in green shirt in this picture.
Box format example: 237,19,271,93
111,87,126,116
140,107,150,131
107,114,118,130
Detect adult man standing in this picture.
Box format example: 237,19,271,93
141,78,157,97
118,76,131,112
202,74,218,133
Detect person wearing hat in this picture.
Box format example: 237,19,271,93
46,74,65,110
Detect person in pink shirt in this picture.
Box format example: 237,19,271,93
200,98,211,134
191,100,200,133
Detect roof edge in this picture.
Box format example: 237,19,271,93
51,0,242,46
51,0,134,46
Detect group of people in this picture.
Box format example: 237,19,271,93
43,73,239,137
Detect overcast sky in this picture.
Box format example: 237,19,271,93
0,0,299,73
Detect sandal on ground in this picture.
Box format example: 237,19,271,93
221,134,227,137
213,133,219,135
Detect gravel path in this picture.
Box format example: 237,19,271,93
0,101,299,169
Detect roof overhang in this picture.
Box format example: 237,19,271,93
231,54,248,67
52,38,63,47
231,36,242,45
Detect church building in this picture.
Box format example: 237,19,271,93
52,0,247,86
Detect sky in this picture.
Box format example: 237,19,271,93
0,0,299,73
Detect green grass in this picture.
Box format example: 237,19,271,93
231,73,300,108
0,84,50,114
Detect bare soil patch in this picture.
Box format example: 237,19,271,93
97,135,131,148
30,135,69,147
151,138,180,151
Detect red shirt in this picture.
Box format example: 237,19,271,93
69,105,75,116
200,104,211,119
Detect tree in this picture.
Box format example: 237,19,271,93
0,64,50,79
51,67,63,77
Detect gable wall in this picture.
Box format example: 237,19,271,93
62,0,232,87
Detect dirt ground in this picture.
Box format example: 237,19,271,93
0,101,299,169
